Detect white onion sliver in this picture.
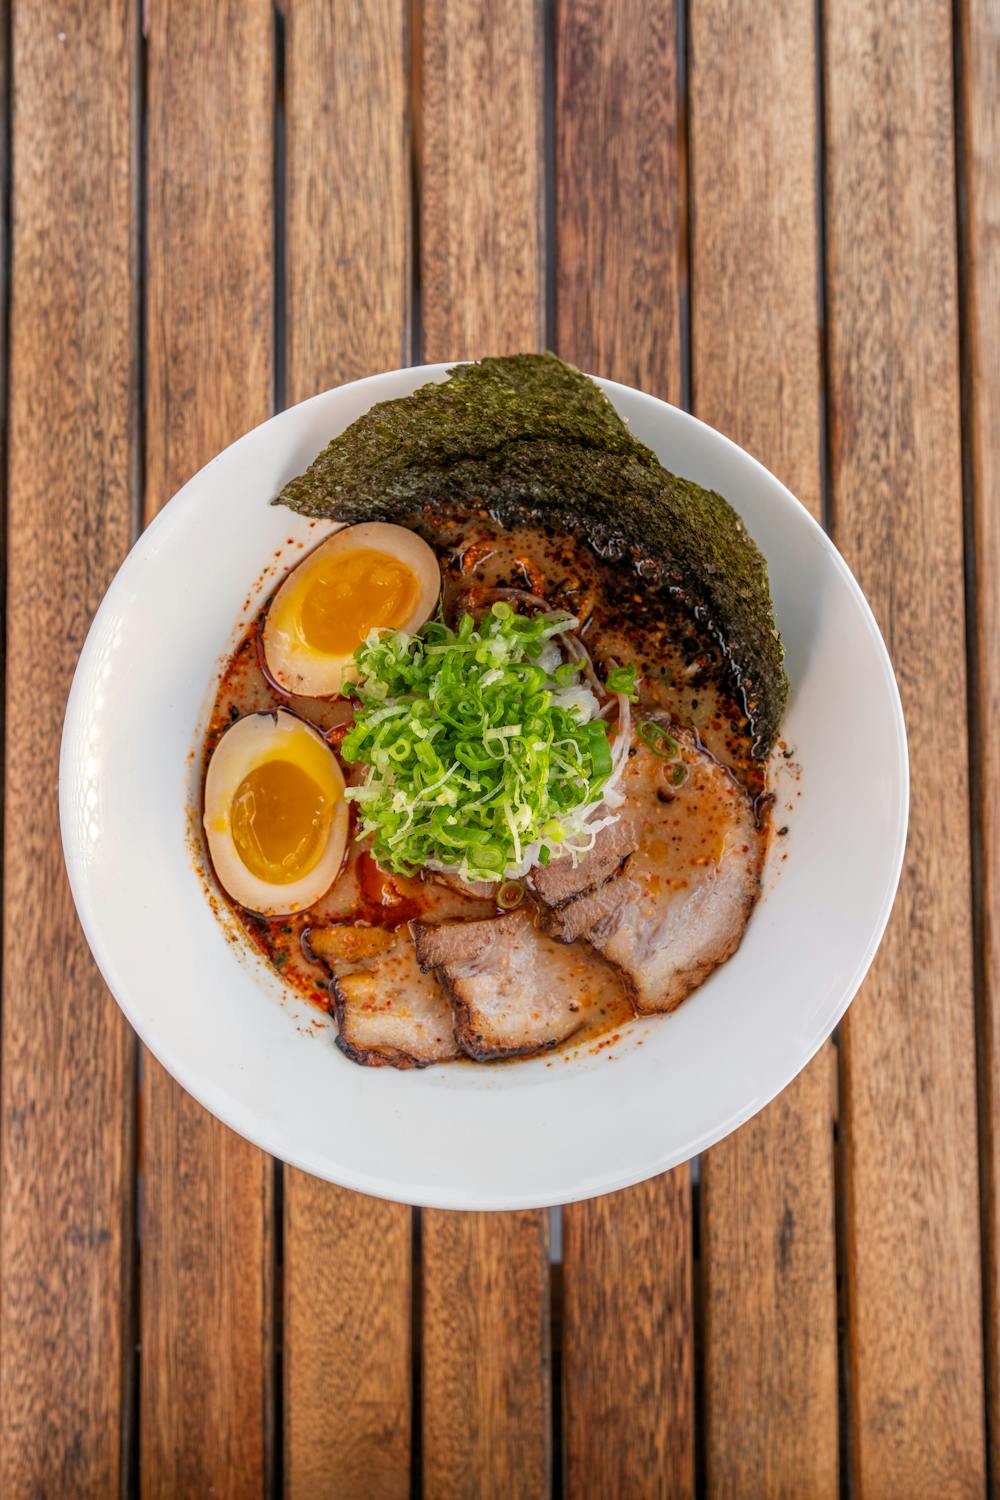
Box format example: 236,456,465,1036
536,640,562,675
551,684,600,723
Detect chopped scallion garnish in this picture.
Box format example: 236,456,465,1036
637,720,680,759
340,605,621,882
605,662,640,699
497,880,525,909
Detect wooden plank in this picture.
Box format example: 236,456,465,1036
688,3,839,1493
555,4,694,1496
960,0,1000,1489
1,6,137,1494
284,1188,411,1499
420,0,544,360
285,0,410,396
825,1,986,1493
141,5,274,1496
421,1212,551,1500
419,3,550,1495
701,1062,837,1496
555,0,680,399
688,0,824,519
283,3,412,1496
562,1181,693,1500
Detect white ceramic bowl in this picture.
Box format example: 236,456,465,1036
60,366,908,1209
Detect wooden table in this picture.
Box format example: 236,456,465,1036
3,0,997,1494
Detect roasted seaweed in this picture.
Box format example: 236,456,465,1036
277,353,656,519
274,355,788,754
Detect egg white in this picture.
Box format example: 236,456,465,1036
262,522,440,698
203,709,348,916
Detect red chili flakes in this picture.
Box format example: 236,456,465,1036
324,719,355,748
460,540,496,573
514,555,546,595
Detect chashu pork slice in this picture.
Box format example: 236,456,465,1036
412,909,610,1060
307,924,459,1068
584,720,765,1012
541,872,633,943
530,817,636,912
429,869,499,902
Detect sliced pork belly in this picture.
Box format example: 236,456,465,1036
530,817,636,910
541,872,632,943
429,869,499,902
307,924,459,1068
584,721,765,1012
412,910,609,1060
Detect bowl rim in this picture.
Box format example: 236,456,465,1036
60,363,910,1209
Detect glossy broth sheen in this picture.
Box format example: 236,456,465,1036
203,517,765,1052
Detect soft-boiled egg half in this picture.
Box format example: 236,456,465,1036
204,709,349,915
262,522,440,698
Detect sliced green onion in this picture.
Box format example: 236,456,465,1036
605,662,640,699
340,605,618,881
553,660,581,688
585,721,613,778
638,720,680,759
497,880,524,909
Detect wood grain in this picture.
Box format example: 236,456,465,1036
562,1181,694,1500
555,0,681,398
701,1060,837,1498
421,1212,550,1500
142,5,275,1496
285,0,411,401
555,5,694,1496
420,0,544,360
960,0,1000,1488
689,3,839,1493
825,0,986,1493
283,4,412,1496
688,0,823,518
1,6,137,1493
285,1185,411,1500
419,4,550,1494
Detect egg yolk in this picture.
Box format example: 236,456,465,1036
297,548,420,655
230,759,334,884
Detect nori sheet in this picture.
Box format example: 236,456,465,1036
277,353,656,518
274,356,788,754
